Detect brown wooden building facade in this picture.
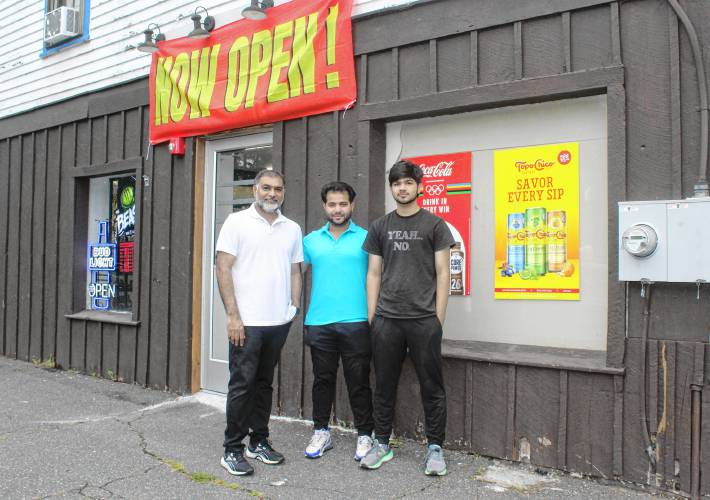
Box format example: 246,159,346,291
0,0,708,496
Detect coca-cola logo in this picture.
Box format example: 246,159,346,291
551,231,567,240
420,161,454,177
515,159,554,172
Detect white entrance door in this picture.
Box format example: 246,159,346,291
201,133,273,393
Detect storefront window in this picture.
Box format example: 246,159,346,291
385,95,608,351
86,175,136,312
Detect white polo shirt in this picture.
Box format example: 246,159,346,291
215,204,303,326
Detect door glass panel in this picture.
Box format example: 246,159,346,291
211,143,273,364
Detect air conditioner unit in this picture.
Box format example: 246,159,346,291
44,6,81,46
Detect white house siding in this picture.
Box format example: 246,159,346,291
0,0,418,119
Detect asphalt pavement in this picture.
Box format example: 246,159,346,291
0,357,672,499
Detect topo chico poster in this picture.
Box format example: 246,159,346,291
494,142,580,300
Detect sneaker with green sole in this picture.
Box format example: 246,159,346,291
424,444,447,476
359,439,393,469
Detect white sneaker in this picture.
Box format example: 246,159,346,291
304,429,333,458
354,435,373,461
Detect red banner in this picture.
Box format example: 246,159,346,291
408,152,472,296
149,0,356,144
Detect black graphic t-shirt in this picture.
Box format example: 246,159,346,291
363,209,455,318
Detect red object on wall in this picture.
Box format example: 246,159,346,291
168,137,185,155
149,0,356,144
119,242,134,273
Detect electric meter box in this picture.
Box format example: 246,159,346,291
618,198,710,282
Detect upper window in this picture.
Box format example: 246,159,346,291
42,0,90,55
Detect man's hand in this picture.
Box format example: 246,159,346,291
227,314,246,347
366,254,383,325
434,248,450,327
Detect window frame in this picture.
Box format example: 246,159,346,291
40,0,91,58
65,158,143,326
384,96,609,352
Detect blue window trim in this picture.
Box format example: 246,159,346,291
40,0,90,58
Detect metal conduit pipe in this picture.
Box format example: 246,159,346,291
639,283,656,466
690,384,702,499
665,0,709,197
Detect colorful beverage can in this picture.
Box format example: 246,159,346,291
525,207,547,276
547,210,567,272
449,242,464,295
506,213,526,273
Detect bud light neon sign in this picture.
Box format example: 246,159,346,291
87,220,116,310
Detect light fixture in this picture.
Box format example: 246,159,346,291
188,6,216,39
136,24,166,53
242,0,275,20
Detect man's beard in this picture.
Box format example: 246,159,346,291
395,192,418,205
255,198,281,213
326,212,351,227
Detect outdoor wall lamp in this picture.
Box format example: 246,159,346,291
242,0,275,20
188,6,216,39
136,24,166,53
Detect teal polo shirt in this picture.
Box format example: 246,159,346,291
303,221,368,326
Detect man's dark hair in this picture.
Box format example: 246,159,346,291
255,168,285,185
388,160,423,185
320,181,356,203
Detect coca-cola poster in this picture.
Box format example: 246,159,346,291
407,152,472,296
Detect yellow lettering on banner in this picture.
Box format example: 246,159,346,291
288,13,318,98
267,21,293,103
225,37,250,112
169,53,190,122
325,5,340,89
188,44,221,119
245,30,273,109
154,57,173,125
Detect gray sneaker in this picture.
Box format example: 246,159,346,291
359,439,393,469
424,444,447,476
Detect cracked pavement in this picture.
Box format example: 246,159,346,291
0,357,670,499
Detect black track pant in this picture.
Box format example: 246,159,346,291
224,322,291,452
306,321,374,435
371,315,445,446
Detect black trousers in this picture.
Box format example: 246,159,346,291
223,322,291,452
306,321,374,435
370,315,446,446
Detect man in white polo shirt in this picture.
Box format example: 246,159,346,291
215,169,303,477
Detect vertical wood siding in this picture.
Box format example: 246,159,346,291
0,79,194,392
270,0,710,496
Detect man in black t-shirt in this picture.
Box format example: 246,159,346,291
360,160,455,476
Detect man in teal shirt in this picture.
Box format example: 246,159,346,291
302,181,374,461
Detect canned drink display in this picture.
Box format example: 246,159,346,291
506,213,526,273
525,207,547,276
449,242,464,295
547,210,567,272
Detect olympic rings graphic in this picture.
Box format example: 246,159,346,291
425,184,445,196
